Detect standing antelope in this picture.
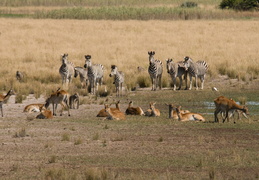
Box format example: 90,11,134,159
175,106,205,122
74,66,88,89
69,93,79,109
125,101,145,116
84,55,104,95
59,53,75,86
214,96,249,123
0,89,15,117
97,100,121,117
166,103,190,120
166,58,186,91
45,89,70,116
104,104,125,120
182,56,208,90
109,65,124,97
148,51,163,91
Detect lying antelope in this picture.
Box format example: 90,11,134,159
214,96,249,123
0,89,15,117
165,103,190,120
175,106,205,122
69,93,79,109
125,101,144,116
45,89,70,116
96,100,121,117
23,104,45,113
104,104,125,120
145,102,160,117
36,107,53,119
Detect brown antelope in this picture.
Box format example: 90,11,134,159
0,89,15,117
45,89,70,116
149,102,160,117
96,100,121,117
125,101,145,116
214,96,249,123
165,103,190,120
36,107,53,119
23,104,45,113
104,104,125,120
175,106,205,122
69,93,79,109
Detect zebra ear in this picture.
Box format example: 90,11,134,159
152,51,155,55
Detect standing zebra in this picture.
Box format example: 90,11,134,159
109,65,125,97
74,66,88,89
166,58,186,91
183,56,208,90
84,55,104,95
59,53,75,86
148,51,163,91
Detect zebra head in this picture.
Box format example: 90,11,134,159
183,56,193,71
166,58,173,73
61,53,68,65
74,67,79,78
84,55,92,68
109,65,117,77
148,51,155,63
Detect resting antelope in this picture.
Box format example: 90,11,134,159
125,101,145,116
96,100,121,117
214,96,249,123
104,104,125,120
175,106,205,122
45,89,70,116
148,102,160,117
23,104,45,113
69,93,79,109
0,89,15,117
36,107,53,119
165,103,190,120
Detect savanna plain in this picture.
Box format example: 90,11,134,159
0,2,259,179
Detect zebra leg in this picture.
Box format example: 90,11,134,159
173,77,176,91
159,75,162,90
200,75,205,90
195,75,198,90
184,72,188,90
178,76,182,90
151,77,154,91
189,75,193,90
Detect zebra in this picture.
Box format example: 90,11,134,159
74,66,88,89
166,58,187,91
109,65,125,97
59,53,75,86
84,55,104,95
148,51,163,91
182,56,208,90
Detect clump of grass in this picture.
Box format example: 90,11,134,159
237,96,247,105
137,75,151,88
158,137,163,142
74,138,83,145
61,133,70,141
48,155,57,164
92,133,100,141
13,128,27,138
180,1,198,8
83,168,108,180
15,93,27,103
104,124,109,129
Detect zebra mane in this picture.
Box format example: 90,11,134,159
155,59,163,65
85,55,91,59
111,65,117,69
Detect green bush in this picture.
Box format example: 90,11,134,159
220,0,259,11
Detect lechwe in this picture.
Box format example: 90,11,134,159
96,100,121,117
0,89,15,117
36,107,53,119
175,106,205,122
45,89,70,116
165,103,190,120
214,96,249,123
146,102,160,117
23,104,45,113
104,104,125,120
125,101,144,116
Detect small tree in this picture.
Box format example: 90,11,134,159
220,0,259,11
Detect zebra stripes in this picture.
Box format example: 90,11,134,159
148,51,163,91
166,58,186,91
74,66,88,89
59,53,75,86
183,56,208,90
109,65,124,97
84,55,104,95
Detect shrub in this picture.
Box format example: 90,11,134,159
137,75,150,88
180,2,198,8
220,0,259,11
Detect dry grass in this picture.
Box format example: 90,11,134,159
0,18,259,96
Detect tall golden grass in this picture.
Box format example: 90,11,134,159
0,18,258,96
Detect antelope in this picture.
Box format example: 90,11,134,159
104,104,125,120
36,107,53,119
45,89,70,116
23,104,45,113
125,101,145,116
214,96,249,123
96,100,121,117
0,89,15,117
175,106,205,122
165,103,190,120
149,102,160,117
69,93,79,109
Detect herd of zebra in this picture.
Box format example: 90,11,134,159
57,51,209,96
